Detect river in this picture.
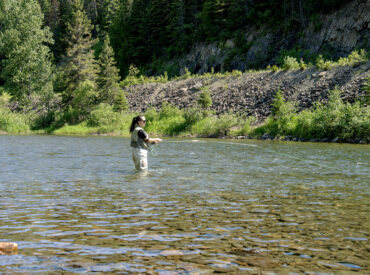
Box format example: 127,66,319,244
0,135,369,273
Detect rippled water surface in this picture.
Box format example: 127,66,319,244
0,135,369,274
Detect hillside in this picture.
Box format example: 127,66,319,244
126,62,369,121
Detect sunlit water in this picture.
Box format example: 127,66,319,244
0,135,369,274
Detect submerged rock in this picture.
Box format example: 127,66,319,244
0,242,18,254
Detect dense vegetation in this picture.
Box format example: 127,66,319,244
0,0,368,143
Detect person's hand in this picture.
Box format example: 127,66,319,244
150,138,162,144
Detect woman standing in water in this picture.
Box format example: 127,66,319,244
129,115,162,171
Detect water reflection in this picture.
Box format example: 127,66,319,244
0,136,369,273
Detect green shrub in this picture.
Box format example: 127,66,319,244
113,90,128,112
253,90,297,137
197,86,212,109
0,92,11,108
291,109,315,139
189,116,217,136
310,89,369,141
282,56,300,70
183,107,205,126
88,103,117,127
299,59,308,70
236,116,255,136
145,107,159,125
144,103,185,136
31,112,55,130
120,65,170,87
272,65,279,72
175,67,193,80
337,49,367,66
316,55,333,70
0,107,30,133
213,113,239,136
159,102,183,119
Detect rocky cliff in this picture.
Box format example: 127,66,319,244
126,61,369,121
166,0,369,74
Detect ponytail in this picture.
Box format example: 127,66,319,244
129,115,145,132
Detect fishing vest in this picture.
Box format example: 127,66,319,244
130,126,148,149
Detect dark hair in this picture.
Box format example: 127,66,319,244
129,115,145,132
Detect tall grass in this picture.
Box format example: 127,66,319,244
0,108,30,133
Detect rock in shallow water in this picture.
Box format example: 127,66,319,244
0,242,18,254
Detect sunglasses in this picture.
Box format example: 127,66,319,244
140,120,146,123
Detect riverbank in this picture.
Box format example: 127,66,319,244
1,87,368,144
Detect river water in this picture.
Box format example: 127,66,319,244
0,135,369,274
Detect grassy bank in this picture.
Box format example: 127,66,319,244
1,86,368,143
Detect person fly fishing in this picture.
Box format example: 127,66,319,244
129,115,162,171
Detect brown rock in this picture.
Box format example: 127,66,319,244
0,242,18,254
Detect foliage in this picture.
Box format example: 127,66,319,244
113,90,128,112
144,104,186,136
0,107,30,133
316,50,368,70
183,107,205,126
197,86,212,109
0,0,54,109
88,103,116,127
337,49,368,66
120,65,169,87
56,0,98,121
97,34,121,104
316,55,333,70
282,56,300,70
253,88,369,142
307,89,369,141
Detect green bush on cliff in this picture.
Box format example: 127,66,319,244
337,49,367,66
316,50,368,70
197,87,212,109
282,56,300,70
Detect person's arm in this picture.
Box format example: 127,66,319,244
138,130,162,144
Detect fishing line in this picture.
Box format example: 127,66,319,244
147,143,158,156
163,139,332,169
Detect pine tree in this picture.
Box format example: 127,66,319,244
0,0,54,110
57,0,98,121
100,0,120,33
167,0,186,55
113,90,128,112
147,0,171,55
109,0,131,76
127,0,150,65
97,34,121,105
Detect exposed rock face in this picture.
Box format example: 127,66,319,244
126,62,369,121
300,0,370,54
168,1,369,74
